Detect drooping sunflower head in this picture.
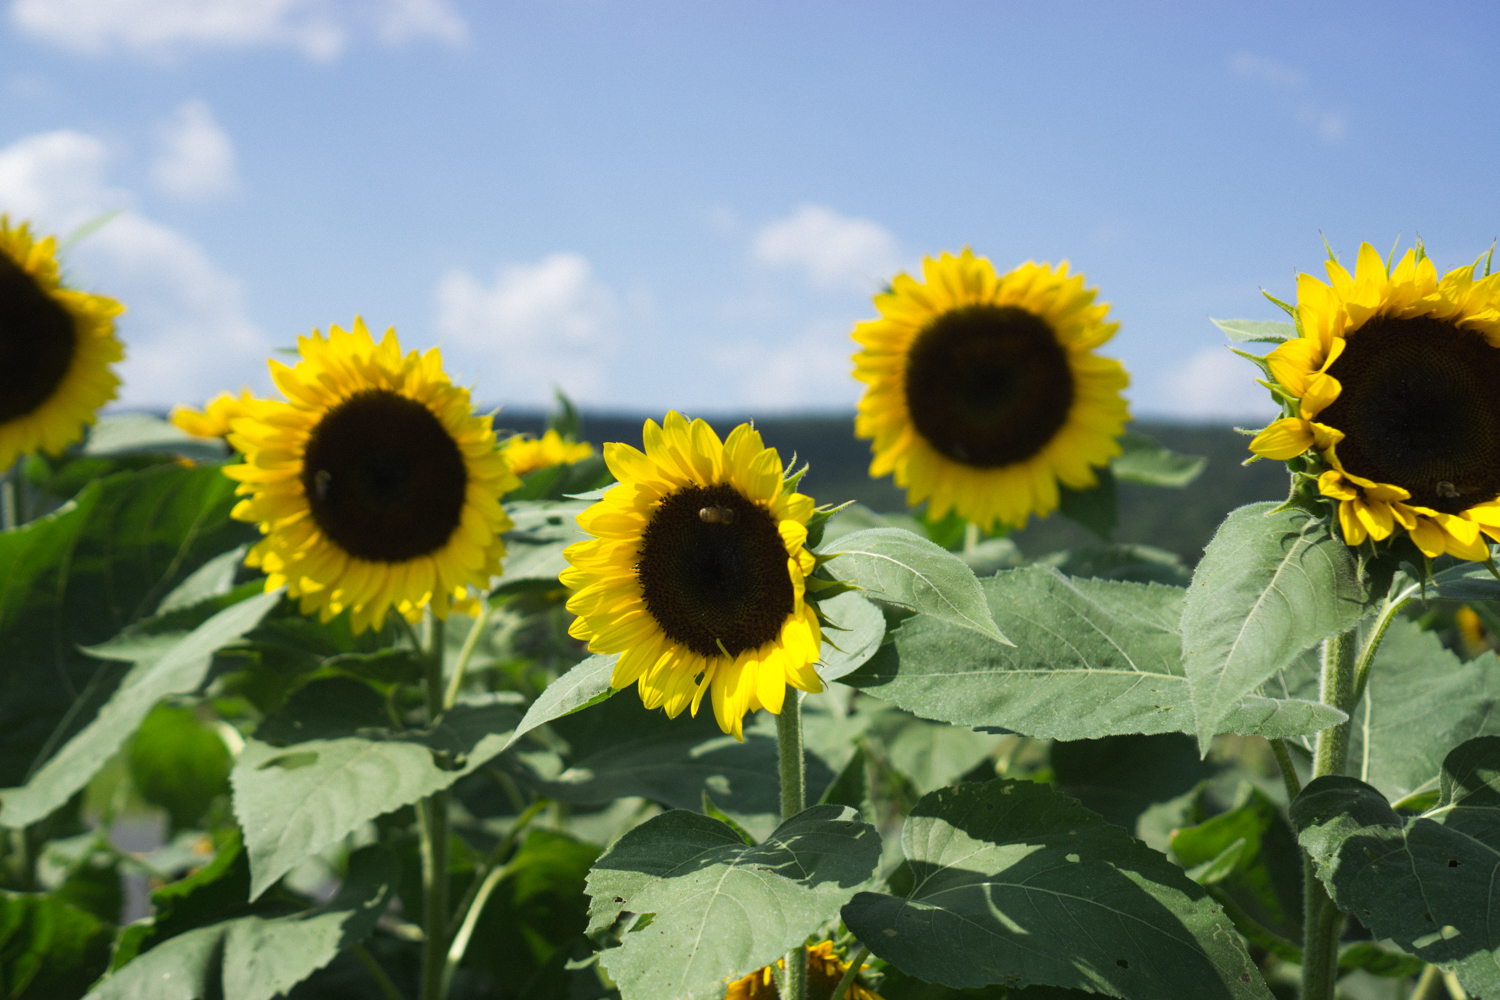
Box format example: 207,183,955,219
0,216,124,469
225,319,520,633
171,388,256,439
560,411,822,741
1249,243,1500,562
852,249,1130,530
501,427,594,477
724,940,883,999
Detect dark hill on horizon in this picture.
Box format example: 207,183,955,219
496,411,1289,563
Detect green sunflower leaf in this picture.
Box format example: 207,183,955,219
1110,431,1207,488
816,590,886,682
841,566,1345,741
840,779,1272,999
129,703,234,833
0,588,280,828
1182,502,1385,749
496,500,591,595
1291,736,1500,999
0,464,257,790
509,652,619,745
1211,318,1296,343
232,701,520,898
87,842,397,1000
823,527,1012,646
585,805,881,1000
0,890,114,999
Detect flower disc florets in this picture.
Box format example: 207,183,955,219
1249,243,1500,560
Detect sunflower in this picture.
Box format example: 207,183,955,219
224,319,519,633
171,388,256,439
725,941,884,999
560,411,822,741
501,428,594,477
1248,243,1500,561
0,216,124,469
852,250,1130,530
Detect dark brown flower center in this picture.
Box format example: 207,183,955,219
904,304,1074,468
1318,314,1500,514
0,250,77,424
301,389,468,561
636,482,793,658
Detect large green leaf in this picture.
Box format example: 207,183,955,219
1347,617,1500,803
510,688,833,841
87,843,397,1000
508,653,618,746
840,779,1271,999
82,413,228,463
822,527,1011,646
495,500,591,596
1182,503,1380,747
232,701,519,898
816,591,886,682
0,464,256,787
0,590,280,828
0,890,113,999
843,567,1344,740
1111,432,1206,488
586,805,880,1000
1292,736,1500,998
129,703,233,832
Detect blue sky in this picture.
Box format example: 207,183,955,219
3,1,1498,421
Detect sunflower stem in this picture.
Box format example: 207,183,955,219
1,471,15,531
419,614,450,1000
829,945,871,1000
443,593,494,711
1301,627,1358,1000
775,691,808,1000
1352,581,1419,704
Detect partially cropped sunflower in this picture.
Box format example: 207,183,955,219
225,319,519,633
0,216,124,469
852,250,1130,530
501,428,594,477
1249,243,1500,561
171,388,255,440
561,412,822,741
725,941,883,999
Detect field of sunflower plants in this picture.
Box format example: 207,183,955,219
0,216,1496,1000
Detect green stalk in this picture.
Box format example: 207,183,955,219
776,692,808,1000
1269,738,1303,804
442,593,495,710
1301,627,1358,1000
1352,582,1419,703
828,945,871,1000
419,615,449,1000
440,861,512,999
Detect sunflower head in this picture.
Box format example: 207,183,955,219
0,215,124,469
171,388,257,439
1248,243,1500,563
561,411,823,741
724,940,884,999
852,249,1130,531
224,318,520,633
501,427,594,477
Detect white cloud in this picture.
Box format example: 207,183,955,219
1228,51,1347,145
8,0,465,61
435,253,622,405
752,204,901,292
0,129,273,407
1147,347,1279,422
151,99,239,200
709,322,861,411
1229,52,1306,90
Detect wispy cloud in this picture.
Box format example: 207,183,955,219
1147,346,1279,421
0,129,273,407
8,0,466,61
435,253,623,405
751,204,901,292
1228,51,1347,144
151,99,240,200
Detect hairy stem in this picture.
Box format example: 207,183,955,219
1269,738,1303,804
1301,627,1358,1000
1352,582,1419,703
419,615,449,1000
776,692,808,1000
